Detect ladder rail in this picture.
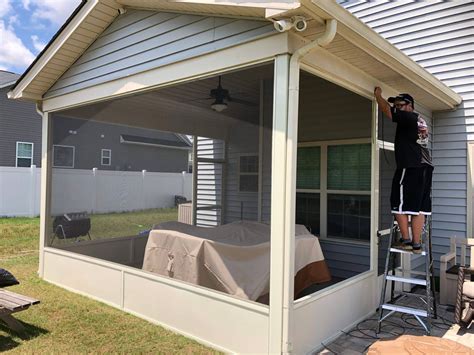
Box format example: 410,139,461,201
377,215,436,335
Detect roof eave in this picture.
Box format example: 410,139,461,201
302,0,462,110
8,0,93,100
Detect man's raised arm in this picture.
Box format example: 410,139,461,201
374,86,392,120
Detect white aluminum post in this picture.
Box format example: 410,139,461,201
269,54,291,354
371,100,380,304
39,112,52,277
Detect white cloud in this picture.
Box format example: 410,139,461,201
31,34,46,52
22,0,31,10
0,0,12,17
29,0,80,26
0,20,35,72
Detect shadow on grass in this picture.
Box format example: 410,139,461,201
0,320,48,351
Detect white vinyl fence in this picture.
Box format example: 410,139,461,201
0,166,192,217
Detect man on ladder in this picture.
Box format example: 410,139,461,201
374,87,436,334
374,87,434,253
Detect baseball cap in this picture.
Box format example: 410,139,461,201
388,93,415,108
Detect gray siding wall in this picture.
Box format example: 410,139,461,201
0,86,42,167
341,0,474,272
52,116,189,172
195,137,225,227
46,10,275,98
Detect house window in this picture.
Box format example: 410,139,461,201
53,145,75,168
296,141,371,242
16,142,33,167
101,149,111,166
239,155,258,192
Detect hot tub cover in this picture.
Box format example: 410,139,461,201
142,221,330,301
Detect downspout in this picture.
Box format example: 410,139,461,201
282,19,337,353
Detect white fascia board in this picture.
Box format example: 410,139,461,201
302,0,462,110
42,32,290,112
8,0,100,101
171,0,300,10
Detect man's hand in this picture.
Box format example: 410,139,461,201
374,86,392,119
374,86,382,97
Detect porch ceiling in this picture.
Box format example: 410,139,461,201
9,0,461,112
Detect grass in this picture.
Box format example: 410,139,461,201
0,210,218,354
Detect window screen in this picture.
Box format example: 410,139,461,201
239,155,258,192
16,142,33,167
328,144,371,191
101,149,111,166
53,145,75,168
296,192,320,234
327,194,370,241
297,147,320,189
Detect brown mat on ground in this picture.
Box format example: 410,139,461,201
368,335,473,354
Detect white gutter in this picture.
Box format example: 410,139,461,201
282,19,337,353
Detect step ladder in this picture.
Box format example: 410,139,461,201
377,216,437,334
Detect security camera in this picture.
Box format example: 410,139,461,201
118,7,127,15
293,16,307,32
274,19,293,32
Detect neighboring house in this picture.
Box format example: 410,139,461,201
338,0,474,272
7,0,466,353
0,71,42,167
51,116,191,172
1,71,191,172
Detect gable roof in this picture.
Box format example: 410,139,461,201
8,0,461,111
0,70,20,88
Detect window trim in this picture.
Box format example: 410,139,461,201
237,153,259,193
297,138,371,244
15,141,34,167
53,145,75,168
101,149,112,166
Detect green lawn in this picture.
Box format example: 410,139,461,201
0,210,218,353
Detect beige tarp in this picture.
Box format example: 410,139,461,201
142,221,329,301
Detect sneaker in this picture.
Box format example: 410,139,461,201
393,238,413,250
412,243,423,254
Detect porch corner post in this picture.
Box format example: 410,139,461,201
371,100,380,307
269,53,292,354
39,111,52,278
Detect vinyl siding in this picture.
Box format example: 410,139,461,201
45,9,275,98
195,137,225,227
0,87,42,167
340,0,474,272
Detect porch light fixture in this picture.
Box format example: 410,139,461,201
211,101,227,112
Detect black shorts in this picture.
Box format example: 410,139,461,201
390,166,433,215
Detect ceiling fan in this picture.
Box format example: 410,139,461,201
196,76,257,112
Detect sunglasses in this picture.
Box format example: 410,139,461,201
394,102,409,108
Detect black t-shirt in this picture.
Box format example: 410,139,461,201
391,107,432,168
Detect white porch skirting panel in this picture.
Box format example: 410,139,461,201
42,248,269,353
293,272,377,354
0,167,192,217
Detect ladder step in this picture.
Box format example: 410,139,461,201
386,275,427,286
389,247,426,256
381,304,428,317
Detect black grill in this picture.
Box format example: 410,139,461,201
52,212,91,243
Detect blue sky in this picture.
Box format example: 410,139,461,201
0,0,81,74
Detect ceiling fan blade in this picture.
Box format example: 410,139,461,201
188,97,213,102
229,97,258,107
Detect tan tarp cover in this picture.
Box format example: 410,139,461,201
142,221,329,301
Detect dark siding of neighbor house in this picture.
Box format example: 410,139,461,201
52,116,190,172
0,86,42,167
